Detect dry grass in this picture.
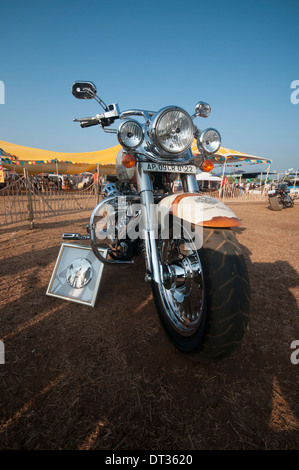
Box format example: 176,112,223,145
0,201,298,450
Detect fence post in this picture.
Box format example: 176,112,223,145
24,168,34,229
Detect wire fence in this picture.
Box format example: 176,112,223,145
211,186,269,203
0,171,270,228
0,170,100,228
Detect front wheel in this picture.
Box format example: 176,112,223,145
269,194,283,211
152,221,250,361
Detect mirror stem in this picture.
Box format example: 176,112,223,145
92,93,108,111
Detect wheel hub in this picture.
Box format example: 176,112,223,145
163,256,199,294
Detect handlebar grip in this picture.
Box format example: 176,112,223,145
80,120,100,128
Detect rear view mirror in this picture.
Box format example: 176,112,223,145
72,81,97,99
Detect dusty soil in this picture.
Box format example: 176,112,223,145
0,200,298,450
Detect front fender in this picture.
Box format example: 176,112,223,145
158,193,241,228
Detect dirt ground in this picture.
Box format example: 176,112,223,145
0,199,298,450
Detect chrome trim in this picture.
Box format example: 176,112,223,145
132,146,194,165
181,173,199,193
119,109,155,124
148,106,194,159
117,119,144,150
193,101,211,119
62,233,90,241
72,81,97,100
89,195,137,265
136,162,162,284
197,128,221,155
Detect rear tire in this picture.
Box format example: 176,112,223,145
152,224,250,361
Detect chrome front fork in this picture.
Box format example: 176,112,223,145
136,163,199,285
181,173,199,193
136,162,161,284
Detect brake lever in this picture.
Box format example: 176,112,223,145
74,103,120,126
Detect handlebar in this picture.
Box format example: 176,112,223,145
119,109,155,120
73,105,156,130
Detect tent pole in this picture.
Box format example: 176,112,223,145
55,159,59,182
219,159,226,198
294,170,297,189
262,164,270,195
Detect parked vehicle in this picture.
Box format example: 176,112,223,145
58,81,250,361
268,178,295,211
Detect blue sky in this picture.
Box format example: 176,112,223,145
0,0,298,173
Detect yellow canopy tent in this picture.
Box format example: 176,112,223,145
191,140,272,165
0,138,272,176
0,139,121,175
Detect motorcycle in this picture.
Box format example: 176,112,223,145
57,81,250,361
268,179,295,211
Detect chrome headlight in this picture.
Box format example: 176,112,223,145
149,106,194,157
197,128,221,154
117,119,144,150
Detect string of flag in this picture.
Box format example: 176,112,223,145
206,155,272,164
0,147,272,169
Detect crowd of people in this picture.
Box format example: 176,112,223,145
1,170,277,196
1,172,98,191
197,177,271,196
220,180,271,197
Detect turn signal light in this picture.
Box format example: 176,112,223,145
122,154,136,168
201,159,214,172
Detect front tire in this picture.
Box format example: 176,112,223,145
152,223,250,361
269,194,283,211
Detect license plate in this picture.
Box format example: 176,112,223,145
141,162,196,174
